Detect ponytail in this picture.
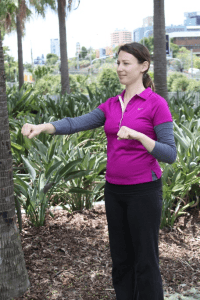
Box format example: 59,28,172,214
143,72,155,92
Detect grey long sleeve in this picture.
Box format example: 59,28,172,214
50,108,105,134
50,109,176,164
151,122,177,164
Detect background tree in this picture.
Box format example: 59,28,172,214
57,0,80,94
193,56,200,69
140,36,181,60
0,2,30,297
176,47,191,71
153,0,168,100
140,36,154,55
80,46,87,59
3,46,18,82
170,38,180,58
3,0,56,89
46,53,59,65
16,0,31,89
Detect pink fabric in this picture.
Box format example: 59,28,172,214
98,87,173,185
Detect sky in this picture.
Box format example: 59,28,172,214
3,0,200,63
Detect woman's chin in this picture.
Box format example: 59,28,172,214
118,78,127,84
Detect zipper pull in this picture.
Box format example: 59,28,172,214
118,96,125,113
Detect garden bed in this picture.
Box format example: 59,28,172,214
15,205,200,300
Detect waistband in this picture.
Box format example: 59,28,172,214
105,178,162,195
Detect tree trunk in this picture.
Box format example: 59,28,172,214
16,2,24,90
153,0,168,101
0,31,30,300
57,0,70,94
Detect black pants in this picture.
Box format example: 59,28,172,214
104,178,164,300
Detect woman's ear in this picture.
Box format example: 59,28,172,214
142,61,149,73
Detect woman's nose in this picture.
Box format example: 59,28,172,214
117,64,122,71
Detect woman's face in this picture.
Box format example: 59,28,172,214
117,50,148,86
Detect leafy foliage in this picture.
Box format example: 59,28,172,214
97,68,123,94
7,80,200,228
171,76,190,92
186,79,200,93
167,72,187,92
33,65,53,81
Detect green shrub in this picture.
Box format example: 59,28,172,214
97,68,123,94
70,74,89,93
33,65,53,81
160,119,200,228
186,79,200,92
167,72,188,91
171,76,190,92
34,74,61,95
7,84,200,228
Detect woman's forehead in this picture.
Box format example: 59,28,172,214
118,51,137,61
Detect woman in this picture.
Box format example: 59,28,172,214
21,42,176,300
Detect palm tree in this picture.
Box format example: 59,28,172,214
6,0,55,90
16,0,29,89
153,0,168,100
57,0,80,94
0,3,30,298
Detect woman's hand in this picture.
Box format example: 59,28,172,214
21,123,56,139
117,126,142,141
21,123,43,139
117,126,155,152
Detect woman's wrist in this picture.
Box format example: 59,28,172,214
39,123,56,134
136,132,155,153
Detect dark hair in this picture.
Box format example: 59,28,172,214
118,42,155,91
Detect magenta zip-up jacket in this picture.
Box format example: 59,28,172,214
97,87,173,185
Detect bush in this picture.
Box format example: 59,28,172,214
167,72,188,91
186,79,200,92
34,74,89,95
171,76,190,92
34,74,61,95
8,83,200,228
33,65,53,81
97,68,123,94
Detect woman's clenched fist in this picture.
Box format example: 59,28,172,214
21,123,56,138
21,123,43,139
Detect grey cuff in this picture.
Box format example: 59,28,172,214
150,122,177,164
151,141,177,164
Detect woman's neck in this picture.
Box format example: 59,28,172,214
124,84,146,102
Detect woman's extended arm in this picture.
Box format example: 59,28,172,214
50,108,105,135
21,108,105,139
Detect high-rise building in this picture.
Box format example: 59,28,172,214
50,39,60,57
133,23,186,43
143,16,153,27
111,29,132,48
184,12,200,28
133,12,200,43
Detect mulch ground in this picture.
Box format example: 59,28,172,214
15,205,200,300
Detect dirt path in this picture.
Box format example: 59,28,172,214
15,205,200,300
